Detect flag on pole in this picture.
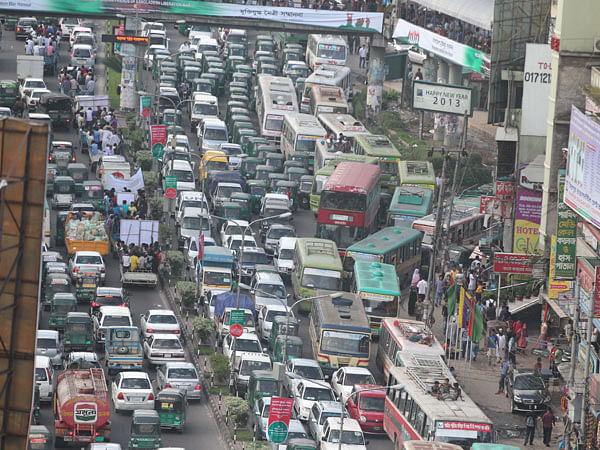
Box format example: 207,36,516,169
447,282,457,316
471,304,484,343
467,291,475,336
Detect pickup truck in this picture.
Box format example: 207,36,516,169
119,265,158,288
105,326,143,375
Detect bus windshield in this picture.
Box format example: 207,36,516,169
203,271,231,286
321,330,369,356
321,191,365,212
380,161,397,175
301,267,340,290
361,295,397,317
266,114,284,131
318,44,346,60
296,136,317,152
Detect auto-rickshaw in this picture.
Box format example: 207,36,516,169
240,157,261,179
201,54,221,72
226,55,245,79
207,67,226,95
52,176,75,209
232,120,255,141
159,74,177,88
230,93,250,109
227,81,249,97
44,261,69,279
182,66,202,84
46,164,58,197
177,55,195,72
265,152,285,172
63,312,94,352
273,335,303,362
247,370,279,409
228,43,247,59
247,179,268,213
229,114,253,132
32,385,41,425
280,48,303,69
161,108,183,127
192,77,216,96
129,410,162,449
56,211,69,246
283,160,304,172
257,62,278,76
284,63,310,82
236,128,259,153
0,79,18,108
256,35,275,52
41,251,62,266
230,192,252,221
81,180,104,210
286,438,318,450
200,73,219,95
158,67,178,82
54,151,72,176
244,137,269,158
289,151,313,173
229,85,250,99
254,51,274,68
155,388,187,432
255,145,278,162
67,162,88,194
49,293,77,331
255,164,276,182
269,315,299,350
295,77,307,100
274,180,299,211
235,64,253,76
27,424,52,450
226,106,251,130
268,173,288,190
75,268,100,303
215,201,242,229
298,175,313,210
232,71,252,88
287,166,308,183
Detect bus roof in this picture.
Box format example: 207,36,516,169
317,113,369,137
295,238,343,272
398,160,435,185
381,318,444,358
323,162,380,194
354,261,400,296
284,112,326,136
346,227,422,256
314,290,370,332
354,134,402,157
312,85,346,102
325,154,379,169
258,75,298,111
305,64,351,86
413,205,484,232
389,186,434,216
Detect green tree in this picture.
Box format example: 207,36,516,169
210,353,231,385
225,397,250,429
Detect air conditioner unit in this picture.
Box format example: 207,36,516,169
593,38,600,53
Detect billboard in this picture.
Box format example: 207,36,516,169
548,235,570,299
520,44,552,136
411,80,473,116
564,105,600,228
555,173,577,280
513,187,543,254
493,253,533,275
0,1,383,32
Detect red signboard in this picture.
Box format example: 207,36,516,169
267,397,294,433
480,195,513,219
496,181,516,198
439,421,492,432
230,323,243,338
164,187,177,200
493,253,534,275
577,257,595,294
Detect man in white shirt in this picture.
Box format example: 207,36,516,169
102,130,113,153
417,277,428,301
25,38,34,55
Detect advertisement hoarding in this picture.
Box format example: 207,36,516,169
520,44,552,136
496,180,516,198
564,105,600,228
150,125,167,158
513,187,543,254
549,235,569,299
555,174,578,280
267,397,294,443
493,253,534,275
411,80,473,116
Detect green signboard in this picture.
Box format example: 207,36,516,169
229,309,245,326
267,421,288,444
164,175,178,191
556,173,577,280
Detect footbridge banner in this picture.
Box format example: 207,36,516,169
0,0,383,33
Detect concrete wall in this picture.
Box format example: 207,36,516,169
519,135,546,165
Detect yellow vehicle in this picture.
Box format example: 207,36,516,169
199,150,228,181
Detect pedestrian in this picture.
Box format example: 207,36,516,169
358,44,366,68
517,323,528,353
435,274,444,307
122,250,131,272
121,200,129,217
86,76,95,95
85,107,93,125
414,68,423,80
542,408,556,446
508,332,516,364
417,276,428,301
441,300,448,334
497,328,506,363
524,413,536,446
25,37,34,55
414,298,424,322
534,357,543,376
495,359,511,394
486,329,497,366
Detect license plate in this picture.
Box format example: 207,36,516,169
164,353,171,358
374,426,382,431
96,437,104,442
130,397,143,402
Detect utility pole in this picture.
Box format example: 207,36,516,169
569,279,581,388
581,278,595,444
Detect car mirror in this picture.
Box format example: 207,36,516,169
365,441,370,445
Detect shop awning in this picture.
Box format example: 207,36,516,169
410,0,494,30
508,296,541,315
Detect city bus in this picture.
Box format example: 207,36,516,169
352,261,401,335
387,186,434,228
309,154,378,214
291,238,343,302
305,34,348,70
352,134,402,193
43,198,51,247
256,75,298,142
308,85,349,116
301,64,352,113
344,227,422,289
280,112,326,160
384,361,493,448
398,160,436,191
375,318,445,380
309,289,371,377
316,162,381,252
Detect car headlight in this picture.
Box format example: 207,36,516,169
545,395,551,403
360,415,366,423
514,394,522,401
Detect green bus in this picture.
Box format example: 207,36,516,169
387,186,434,228
291,238,343,304
352,261,400,335
309,290,371,377
344,227,422,289
397,160,436,190
0,80,18,107
351,134,402,193
309,154,378,214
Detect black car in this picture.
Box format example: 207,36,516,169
505,370,550,413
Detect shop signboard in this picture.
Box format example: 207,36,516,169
493,253,533,275
555,174,578,280
549,235,569,299
496,180,516,198
520,44,552,137
513,186,543,254
577,257,600,318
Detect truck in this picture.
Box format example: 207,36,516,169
16,55,44,81
104,326,143,375
54,368,111,446
213,291,256,344
65,211,109,255
196,246,235,302
117,219,159,287
176,206,209,250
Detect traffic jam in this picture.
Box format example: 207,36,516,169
18,11,497,450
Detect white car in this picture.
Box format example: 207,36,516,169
70,43,95,68
222,332,263,360
284,359,325,394
156,362,202,400
320,417,367,450
25,88,50,111
393,42,427,65
307,401,348,443
219,220,251,247
143,333,185,366
224,234,257,253
140,309,181,339
293,380,336,421
274,236,296,278
330,367,376,402
111,371,155,412
258,304,289,340
69,26,92,48
69,251,105,282
19,78,46,99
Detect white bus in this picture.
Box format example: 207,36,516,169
384,357,493,448
306,34,348,70
314,114,371,171
308,85,349,116
375,318,445,381
280,112,326,160
255,75,299,143
300,64,352,113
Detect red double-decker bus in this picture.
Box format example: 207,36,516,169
316,161,381,251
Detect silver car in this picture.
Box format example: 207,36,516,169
156,362,202,400
36,329,63,368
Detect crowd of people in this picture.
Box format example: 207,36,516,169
76,106,122,169
118,241,162,274
430,377,463,401
58,66,96,97
24,23,60,57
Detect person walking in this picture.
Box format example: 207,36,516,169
435,274,444,307
358,44,366,68
542,409,556,446
417,276,428,301
486,329,497,366
495,359,511,394
497,329,506,363
524,413,536,446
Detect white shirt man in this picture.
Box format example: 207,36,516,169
102,130,113,153
417,278,428,297
25,38,34,55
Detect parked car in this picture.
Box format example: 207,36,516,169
35,329,63,368
111,371,155,413
505,369,550,413
156,362,202,400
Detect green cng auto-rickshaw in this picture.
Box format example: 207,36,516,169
215,201,242,229
63,312,94,352
81,180,104,210
298,175,313,210
46,164,58,197
49,293,77,331
269,315,299,350
42,273,71,311
155,388,187,431
128,410,162,449
273,335,303,363
230,192,252,221
52,176,75,209
246,137,270,158
247,179,267,213
67,162,88,194
265,152,285,172
267,173,288,190
247,370,279,409
241,158,262,179
75,268,100,303
255,165,276,182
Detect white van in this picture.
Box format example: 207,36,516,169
274,236,296,278
190,93,218,132
198,118,228,153
35,355,55,403
93,306,133,345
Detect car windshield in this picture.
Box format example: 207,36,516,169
121,377,151,389
328,430,364,445
194,103,218,115
154,339,182,350
241,360,271,376
257,284,286,300
168,368,197,379
35,368,47,382
37,338,56,349
182,200,204,209
183,217,203,230
359,395,385,412
171,169,194,182
218,185,242,198
303,387,334,401
287,431,309,440
102,315,130,326
32,91,46,99
279,249,294,260
234,338,262,353
73,48,91,57
267,228,294,240
514,375,545,390
77,255,102,265
257,379,277,393
320,411,347,424
203,271,231,286
27,81,46,89
344,373,375,386
148,314,177,324
295,365,323,380
205,128,227,141
265,310,286,322
242,251,270,265
207,160,228,171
